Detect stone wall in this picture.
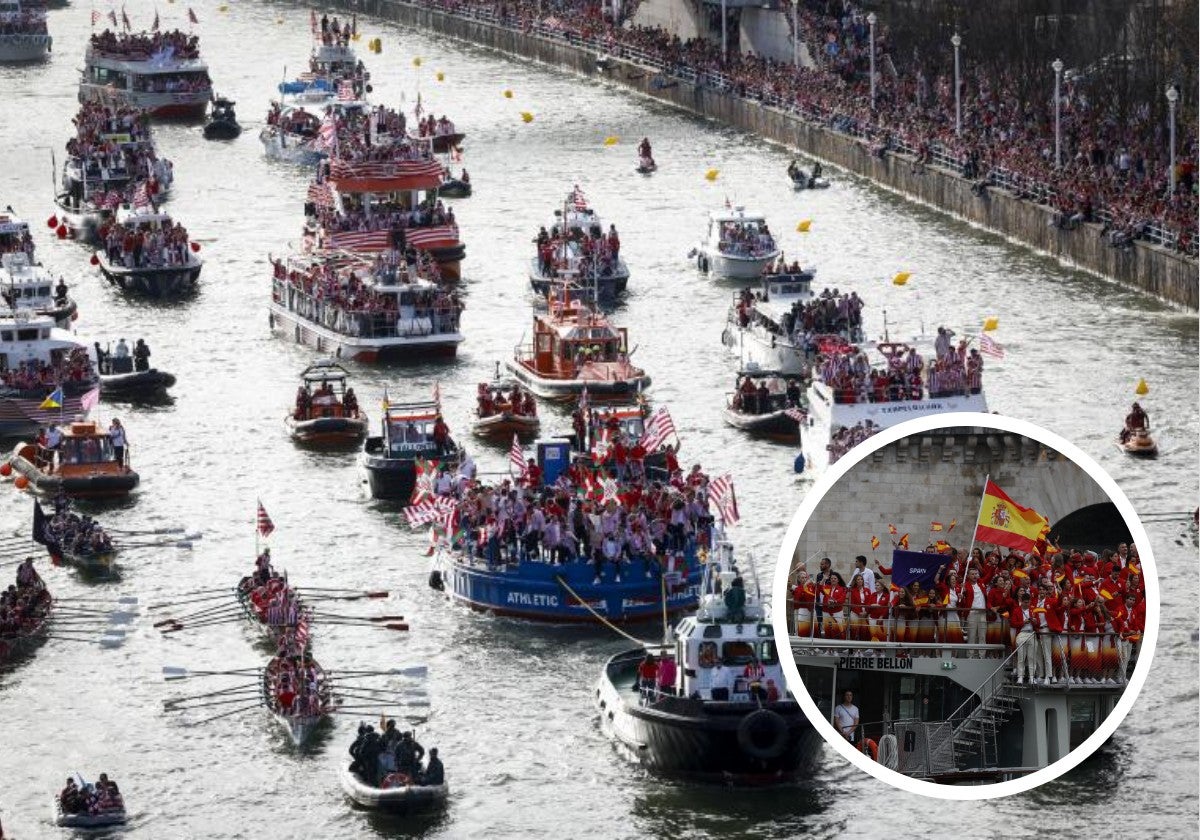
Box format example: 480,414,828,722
629,0,703,42
792,431,1109,576
345,0,1199,309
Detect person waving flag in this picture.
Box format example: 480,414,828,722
509,434,527,480
256,500,275,538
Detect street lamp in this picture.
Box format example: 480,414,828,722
1052,58,1064,168
792,1,799,68
721,0,727,64
1166,84,1179,195
867,12,877,111
951,32,962,137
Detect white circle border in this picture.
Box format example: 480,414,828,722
771,411,1160,800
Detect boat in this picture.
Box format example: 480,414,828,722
595,539,819,782
339,763,448,814
635,155,657,175
787,160,829,190
411,115,464,155
78,29,213,119
529,191,629,300
95,341,176,400
0,214,77,328
0,0,51,62
263,653,332,748
304,106,466,279
693,207,780,279
269,253,464,362
361,399,461,500
93,205,202,297
286,360,368,448
203,96,241,140
236,560,310,649
54,801,126,829
438,168,471,199
0,311,97,439
1118,427,1158,458
798,335,988,475
723,370,808,439
9,418,139,499
471,378,539,441
0,576,51,666
721,270,855,376
505,294,650,403
261,102,328,165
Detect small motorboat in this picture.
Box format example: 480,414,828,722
723,370,808,440
54,802,127,828
472,377,540,441
286,360,368,449
360,400,462,500
10,419,139,500
788,160,829,190
439,168,472,198
95,340,176,400
1118,427,1158,458
339,741,449,815
53,773,127,829
636,155,657,175
204,96,242,140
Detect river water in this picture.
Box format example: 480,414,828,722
0,3,1196,837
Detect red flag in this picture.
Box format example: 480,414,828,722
708,474,739,526
887,524,898,535
256,500,275,537
930,521,944,532
870,536,880,550
898,533,910,549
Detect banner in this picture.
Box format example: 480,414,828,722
888,550,944,590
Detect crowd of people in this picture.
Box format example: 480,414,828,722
313,195,457,242
240,550,310,658
67,102,168,186
99,215,195,270
0,348,96,393
825,419,880,464
730,373,803,416
0,559,48,649
348,721,444,788
89,29,201,61
732,282,864,347
0,215,35,259
414,114,459,140
422,0,1197,256
58,774,124,818
476,382,536,419
317,12,355,48
534,213,622,281
792,540,1147,684
265,653,327,718
716,218,776,258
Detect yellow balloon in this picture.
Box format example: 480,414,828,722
412,56,423,68
436,71,445,82
603,136,619,146
892,272,911,286
796,220,812,233
218,4,228,11
982,316,1000,332
520,111,534,123
503,89,514,99
1135,378,1149,396
704,168,719,181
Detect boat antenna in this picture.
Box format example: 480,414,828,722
881,308,890,343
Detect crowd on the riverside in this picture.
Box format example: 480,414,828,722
793,540,1147,684
0,559,48,643
0,6,47,35
477,382,536,419
58,774,124,818
425,0,1197,256
271,255,462,337
0,349,95,392
349,721,445,788
99,215,195,270
717,218,776,257
89,29,200,60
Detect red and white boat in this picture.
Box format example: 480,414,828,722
0,0,51,63
78,29,212,119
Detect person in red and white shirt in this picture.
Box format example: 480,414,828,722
959,567,988,656
1009,592,1038,684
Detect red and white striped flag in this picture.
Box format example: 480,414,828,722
708,474,740,526
120,6,130,31
293,614,310,648
107,9,117,26
188,7,199,25
132,182,152,211
315,114,338,152
152,10,159,32
256,500,275,537
979,333,1006,360
639,406,676,453
404,495,455,528
91,9,101,25
784,407,807,422
80,387,101,413
509,434,527,480
570,185,587,210
336,80,355,102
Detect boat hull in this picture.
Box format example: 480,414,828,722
439,179,471,198
204,121,242,140
697,248,778,280
1118,434,1158,458
97,255,202,297
360,452,418,500
100,368,176,399
721,324,808,376
529,260,629,299
288,415,368,448
471,412,540,440
596,650,820,783
260,128,326,166
0,34,51,62
722,408,800,439
440,554,702,624
339,765,449,814
54,803,127,828
504,359,650,403
269,305,462,363
79,84,209,119
9,447,139,500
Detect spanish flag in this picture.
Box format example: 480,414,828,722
947,518,957,532
934,540,951,553
870,536,880,550
930,521,944,532
887,524,898,535
39,387,63,410
974,479,1049,552
898,533,910,549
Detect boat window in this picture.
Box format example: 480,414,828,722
1069,700,1097,750
758,640,779,665
536,334,551,352
701,624,722,639
16,328,37,341
697,641,718,669
0,331,11,342
757,623,773,638
721,640,756,666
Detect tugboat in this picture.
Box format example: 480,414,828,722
693,207,780,280
529,188,629,300
9,418,140,499
203,97,242,140
505,291,650,403
0,0,51,63
472,376,539,441
0,211,77,328
269,253,463,362
94,339,176,400
78,28,213,119
286,360,368,448
723,370,808,440
361,399,461,500
595,539,818,781
93,205,202,297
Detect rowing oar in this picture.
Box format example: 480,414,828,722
163,665,264,681
55,611,137,626
159,616,249,633
296,590,389,601
330,685,428,698
328,666,429,680
152,586,237,600
105,526,189,536
47,631,125,647
167,693,270,711
148,591,238,610
309,612,405,622
152,603,242,626
296,586,389,595
333,691,432,707
314,620,409,632
165,684,264,705
59,595,139,605
117,539,193,551
185,702,269,727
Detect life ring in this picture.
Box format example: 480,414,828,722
737,709,789,760
862,738,878,761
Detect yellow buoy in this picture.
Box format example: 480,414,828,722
603,136,619,146
1135,378,1149,396
218,4,228,11
436,71,445,82
276,17,284,24
351,32,361,42
983,316,1000,331
503,89,514,99
796,220,812,233
704,168,719,182
520,111,534,123
892,272,910,286
412,56,423,68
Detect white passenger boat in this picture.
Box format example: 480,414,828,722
529,190,629,299
0,0,51,62
721,270,828,375
261,103,327,166
93,206,202,297
0,212,76,327
693,207,780,280
78,29,212,119
0,311,96,438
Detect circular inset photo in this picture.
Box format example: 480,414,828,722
772,412,1158,799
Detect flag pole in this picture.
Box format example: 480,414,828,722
958,473,989,597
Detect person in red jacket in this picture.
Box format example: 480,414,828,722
959,566,989,656
933,567,963,647
822,573,848,640
1010,592,1038,684
1115,593,1142,682
847,573,871,642
986,576,1013,649
792,569,816,638
867,580,892,642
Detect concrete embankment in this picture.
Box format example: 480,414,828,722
343,0,1199,309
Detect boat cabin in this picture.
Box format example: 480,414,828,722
730,371,806,415
210,98,237,122
1,254,59,312
707,209,775,254
83,50,211,96
588,406,647,444
58,421,121,468
0,313,79,373
0,215,33,256
524,300,629,380
551,205,603,240
295,361,359,420
311,43,359,79
759,271,815,304
380,402,443,458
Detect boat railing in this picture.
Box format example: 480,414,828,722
275,280,460,338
